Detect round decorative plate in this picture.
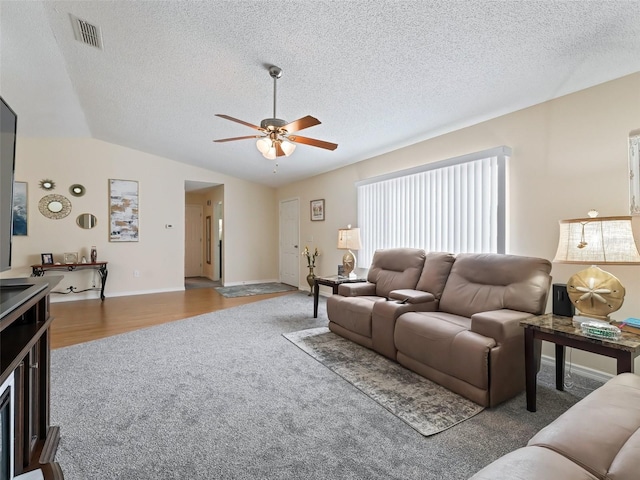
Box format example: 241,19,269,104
566,266,625,319
38,194,72,220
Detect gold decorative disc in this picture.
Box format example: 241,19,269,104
566,266,625,319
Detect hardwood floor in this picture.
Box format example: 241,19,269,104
49,287,297,349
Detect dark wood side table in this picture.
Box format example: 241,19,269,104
521,313,640,412
31,261,109,301
313,275,366,318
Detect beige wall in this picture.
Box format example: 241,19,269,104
3,137,278,295
277,72,640,375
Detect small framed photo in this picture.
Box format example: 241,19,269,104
338,265,345,277
64,252,78,264
41,253,54,265
310,199,325,222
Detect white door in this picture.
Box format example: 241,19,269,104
279,198,299,287
185,204,203,277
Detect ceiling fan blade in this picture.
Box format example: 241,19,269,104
282,115,321,133
213,135,263,143
287,135,338,151
275,141,286,157
215,114,262,131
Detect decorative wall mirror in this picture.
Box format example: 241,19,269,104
76,213,97,229
39,179,55,190
69,184,86,197
38,194,71,219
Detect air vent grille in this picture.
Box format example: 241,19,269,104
70,14,103,49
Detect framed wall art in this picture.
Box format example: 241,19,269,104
12,181,27,236
109,179,139,242
310,199,325,222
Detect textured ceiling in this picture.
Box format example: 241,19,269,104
1,1,639,188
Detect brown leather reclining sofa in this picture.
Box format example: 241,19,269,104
326,248,552,407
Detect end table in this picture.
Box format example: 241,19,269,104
521,313,640,412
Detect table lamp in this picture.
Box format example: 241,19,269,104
337,225,362,279
553,211,640,322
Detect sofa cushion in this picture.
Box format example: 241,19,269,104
366,248,426,298
414,251,455,298
439,253,552,318
326,295,383,338
528,373,640,480
394,311,496,390
470,446,599,480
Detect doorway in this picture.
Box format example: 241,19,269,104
184,204,203,277
184,181,224,285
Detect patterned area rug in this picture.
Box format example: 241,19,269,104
283,327,484,436
214,282,298,298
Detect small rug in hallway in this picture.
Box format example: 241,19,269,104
283,326,484,436
184,277,221,290
215,282,297,297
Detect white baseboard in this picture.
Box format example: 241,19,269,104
223,279,279,287
50,286,184,302
540,354,613,383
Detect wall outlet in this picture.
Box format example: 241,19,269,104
134,270,140,277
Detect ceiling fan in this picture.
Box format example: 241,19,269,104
214,65,338,160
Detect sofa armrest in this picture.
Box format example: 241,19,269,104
471,309,533,343
388,289,436,305
337,282,376,296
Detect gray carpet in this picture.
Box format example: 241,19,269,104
284,327,484,436
51,292,603,480
214,282,298,297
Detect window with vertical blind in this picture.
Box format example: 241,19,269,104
356,146,509,266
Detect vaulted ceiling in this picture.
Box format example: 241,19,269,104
1,1,639,187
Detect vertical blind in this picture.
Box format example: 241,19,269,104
356,147,509,266
630,132,640,215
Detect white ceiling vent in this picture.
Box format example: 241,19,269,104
70,14,103,49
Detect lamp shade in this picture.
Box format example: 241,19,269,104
256,137,272,154
337,227,362,250
553,216,640,264
280,140,296,156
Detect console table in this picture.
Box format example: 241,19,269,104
521,313,640,412
31,262,108,301
313,275,366,318
0,276,65,478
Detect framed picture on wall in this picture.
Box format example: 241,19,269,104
109,179,139,242
310,199,325,221
12,181,27,236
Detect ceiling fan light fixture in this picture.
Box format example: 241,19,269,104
263,145,277,160
256,137,271,154
281,140,296,156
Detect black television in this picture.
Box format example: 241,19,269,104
0,96,17,273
